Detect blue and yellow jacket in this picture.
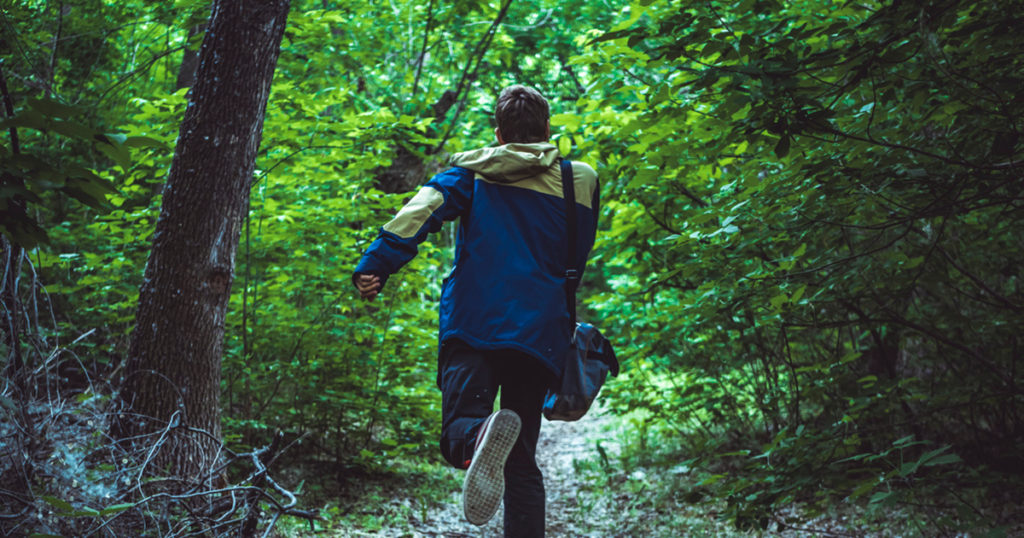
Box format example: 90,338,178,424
353,142,599,375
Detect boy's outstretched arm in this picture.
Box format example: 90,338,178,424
352,167,474,300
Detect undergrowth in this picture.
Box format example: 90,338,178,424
567,412,1022,537
0,346,316,537
276,457,461,536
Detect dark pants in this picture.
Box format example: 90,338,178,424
438,339,554,538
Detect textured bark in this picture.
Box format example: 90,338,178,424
114,0,291,477
374,144,426,194
175,21,208,91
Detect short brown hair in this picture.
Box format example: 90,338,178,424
494,85,550,143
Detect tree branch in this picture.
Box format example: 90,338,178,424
95,44,186,106
0,62,20,154
250,144,352,190
936,245,1022,312
433,0,513,154
410,0,435,99
48,2,65,96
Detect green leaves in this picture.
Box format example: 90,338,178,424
772,135,790,159
41,495,74,513
40,496,131,519
0,95,143,247
6,0,1018,534
574,0,1022,530
100,503,137,516
27,97,80,119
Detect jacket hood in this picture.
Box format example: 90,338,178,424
449,142,560,183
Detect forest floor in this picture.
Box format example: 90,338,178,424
281,410,959,538
394,412,752,537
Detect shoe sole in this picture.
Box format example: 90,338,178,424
462,409,521,525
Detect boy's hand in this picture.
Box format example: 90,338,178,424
354,274,381,301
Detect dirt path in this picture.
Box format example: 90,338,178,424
305,403,1023,538
310,410,980,537
405,412,616,537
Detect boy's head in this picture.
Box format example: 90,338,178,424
494,85,550,144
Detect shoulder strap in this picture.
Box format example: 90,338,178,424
560,159,578,326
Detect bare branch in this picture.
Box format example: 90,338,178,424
411,0,435,99
433,0,514,154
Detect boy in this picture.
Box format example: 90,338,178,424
353,85,599,536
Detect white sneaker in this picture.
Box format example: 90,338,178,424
462,409,521,525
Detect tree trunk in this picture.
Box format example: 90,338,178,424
175,21,208,91
1,237,24,388
0,65,26,389
113,0,291,477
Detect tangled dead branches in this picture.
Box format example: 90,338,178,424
0,338,318,537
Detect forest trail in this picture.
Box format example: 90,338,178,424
327,412,898,538
405,412,618,537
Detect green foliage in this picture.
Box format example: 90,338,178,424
572,0,1023,529
8,0,629,475
0,97,123,247
5,0,1022,532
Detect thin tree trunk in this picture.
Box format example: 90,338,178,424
410,0,435,99
0,65,25,389
113,0,291,478
175,21,208,91
1,238,24,387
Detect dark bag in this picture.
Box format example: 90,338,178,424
542,159,619,422
543,322,619,421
